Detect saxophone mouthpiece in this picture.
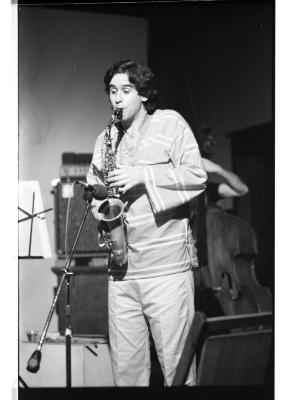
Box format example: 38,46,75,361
114,108,122,120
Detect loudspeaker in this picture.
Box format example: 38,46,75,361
53,180,105,258
52,265,108,336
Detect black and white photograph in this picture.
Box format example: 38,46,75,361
2,0,281,398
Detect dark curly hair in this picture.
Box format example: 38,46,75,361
104,59,158,114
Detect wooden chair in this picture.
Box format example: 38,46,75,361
172,311,273,385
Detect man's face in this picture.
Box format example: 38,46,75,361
109,73,147,124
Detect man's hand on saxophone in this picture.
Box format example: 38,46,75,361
107,164,144,194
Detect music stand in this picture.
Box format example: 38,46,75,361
18,181,52,259
18,181,53,388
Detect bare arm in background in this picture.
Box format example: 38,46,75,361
202,157,249,198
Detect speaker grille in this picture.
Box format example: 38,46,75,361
54,180,105,258
52,266,108,336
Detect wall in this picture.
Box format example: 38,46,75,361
18,6,147,339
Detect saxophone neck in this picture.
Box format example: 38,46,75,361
107,108,122,129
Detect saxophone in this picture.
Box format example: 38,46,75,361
94,108,128,267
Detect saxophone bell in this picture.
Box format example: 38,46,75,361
95,198,128,267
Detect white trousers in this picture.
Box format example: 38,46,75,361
108,270,196,386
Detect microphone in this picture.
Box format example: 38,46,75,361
76,181,108,201
26,350,41,373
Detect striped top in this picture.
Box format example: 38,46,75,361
87,109,207,280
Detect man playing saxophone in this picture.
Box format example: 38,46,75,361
86,59,207,386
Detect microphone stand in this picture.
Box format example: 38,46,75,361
26,191,94,387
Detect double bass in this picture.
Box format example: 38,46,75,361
193,130,272,317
